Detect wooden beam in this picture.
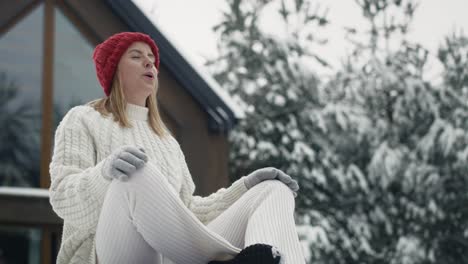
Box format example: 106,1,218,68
0,0,38,36
56,0,100,44
40,0,55,190
40,1,56,263
0,188,62,226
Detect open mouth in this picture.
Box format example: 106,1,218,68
143,72,154,79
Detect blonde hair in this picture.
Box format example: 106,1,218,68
89,74,171,138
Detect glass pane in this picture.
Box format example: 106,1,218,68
0,226,41,264
53,7,102,129
0,5,43,187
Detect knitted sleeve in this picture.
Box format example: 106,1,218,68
49,106,110,230
176,143,248,225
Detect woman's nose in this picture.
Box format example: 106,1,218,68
144,60,152,68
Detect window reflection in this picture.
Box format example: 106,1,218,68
53,7,102,129
0,5,43,187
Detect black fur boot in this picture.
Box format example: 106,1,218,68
208,243,282,264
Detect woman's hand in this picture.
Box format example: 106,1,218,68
102,146,148,181
244,167,299,194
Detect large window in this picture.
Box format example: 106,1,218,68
0,3,103,188
0,1,102,263
0,4,43,188
53,7,102,129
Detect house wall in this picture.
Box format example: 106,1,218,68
0,0,232,263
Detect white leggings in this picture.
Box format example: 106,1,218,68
95,163,306,264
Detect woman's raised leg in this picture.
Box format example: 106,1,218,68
206,180,307,264
95,162,240,264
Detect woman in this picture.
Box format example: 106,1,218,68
49,32,306,264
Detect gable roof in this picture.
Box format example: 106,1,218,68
105,0,245,133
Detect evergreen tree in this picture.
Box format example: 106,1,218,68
207,0,331,214
209,0,468,263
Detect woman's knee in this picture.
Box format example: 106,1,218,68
113,162,168,190
103,163,167,209
251,180,295,197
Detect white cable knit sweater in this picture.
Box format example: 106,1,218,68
49,103,248,264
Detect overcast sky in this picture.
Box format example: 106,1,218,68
133,0,468,81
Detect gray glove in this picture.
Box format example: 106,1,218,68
244,167,299,194
102,146,148,181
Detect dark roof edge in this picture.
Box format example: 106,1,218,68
105,0,245,133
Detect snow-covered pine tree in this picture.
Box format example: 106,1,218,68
207,0,331,222
209,0,468,263
316,0,468,263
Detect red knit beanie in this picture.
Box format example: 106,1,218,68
92,32,160,96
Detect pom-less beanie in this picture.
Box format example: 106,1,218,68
93,32,160,96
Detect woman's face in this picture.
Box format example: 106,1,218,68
116,41,159,105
